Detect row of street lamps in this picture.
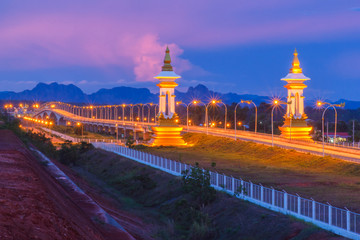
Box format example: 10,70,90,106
176,99,344,155
56,102,159,124
44,99,344,156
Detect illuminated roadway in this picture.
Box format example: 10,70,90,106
33,108,360,163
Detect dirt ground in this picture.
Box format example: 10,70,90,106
0,130,135,240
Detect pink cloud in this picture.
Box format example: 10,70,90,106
0,14,192,81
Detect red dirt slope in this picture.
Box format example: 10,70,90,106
0,130,134,240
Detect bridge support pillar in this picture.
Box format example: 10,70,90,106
143,132,151,141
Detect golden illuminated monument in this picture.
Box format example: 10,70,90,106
150,47,186,146
278,50,313,141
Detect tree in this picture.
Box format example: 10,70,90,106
125,135,135,148
182,164,216,206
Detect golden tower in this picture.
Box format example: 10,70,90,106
150,47,186,146
278,50,313,141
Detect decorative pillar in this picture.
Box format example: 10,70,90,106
150,47,186,146
279,50,312,141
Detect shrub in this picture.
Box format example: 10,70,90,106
182,165,217,206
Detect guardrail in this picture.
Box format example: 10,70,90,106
40,127,123,144
94,142,360,240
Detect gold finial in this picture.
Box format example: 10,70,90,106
290,48,302,74
161,46,173,71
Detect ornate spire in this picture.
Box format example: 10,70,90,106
289,49,302,74
161,46,173,71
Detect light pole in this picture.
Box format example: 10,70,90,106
176,101,189,130
77,122,83,138
115,123,118,142
240,100,257,134
234,102,242,140
205,100,222,134
142,104,151,123
134,104,142,122
271,100,289,147
121,104,126,125
149,103,159,123
317,101,344,156
215,100,227,130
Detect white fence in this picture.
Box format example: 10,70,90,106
93,142,360,240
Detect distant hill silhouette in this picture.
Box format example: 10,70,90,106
0,82,359,109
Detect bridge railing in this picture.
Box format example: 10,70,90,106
93,142,360,240
41,127,123,144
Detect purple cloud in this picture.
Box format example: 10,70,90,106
0,0,358,82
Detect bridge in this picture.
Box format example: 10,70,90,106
19,48,360,162
24,101,360,162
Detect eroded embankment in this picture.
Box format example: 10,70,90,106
0,130,134,240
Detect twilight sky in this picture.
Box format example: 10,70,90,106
0,0,359,100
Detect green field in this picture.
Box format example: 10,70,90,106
142,133,360,212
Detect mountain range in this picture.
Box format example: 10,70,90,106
0,82,359,109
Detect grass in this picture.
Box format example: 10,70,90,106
142,133,360,212
71,148,343,240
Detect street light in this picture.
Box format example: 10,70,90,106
142,103,152,123
149,103,159,123
241,100,257,134
176,101,188,129
317,101,345,156
271,99,289,147
115,123,118,142
214,100,227,130
77,122,83,138
205,100,226,134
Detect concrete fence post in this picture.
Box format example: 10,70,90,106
271,187,275,206
260,184,264,202
346,208,350,232
297,194,301,215
312,198,316,220
250,181,253,199
240,179,244,196
232,177,235,193
216,172,219,187
328,203,332,226
283,190,288,211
